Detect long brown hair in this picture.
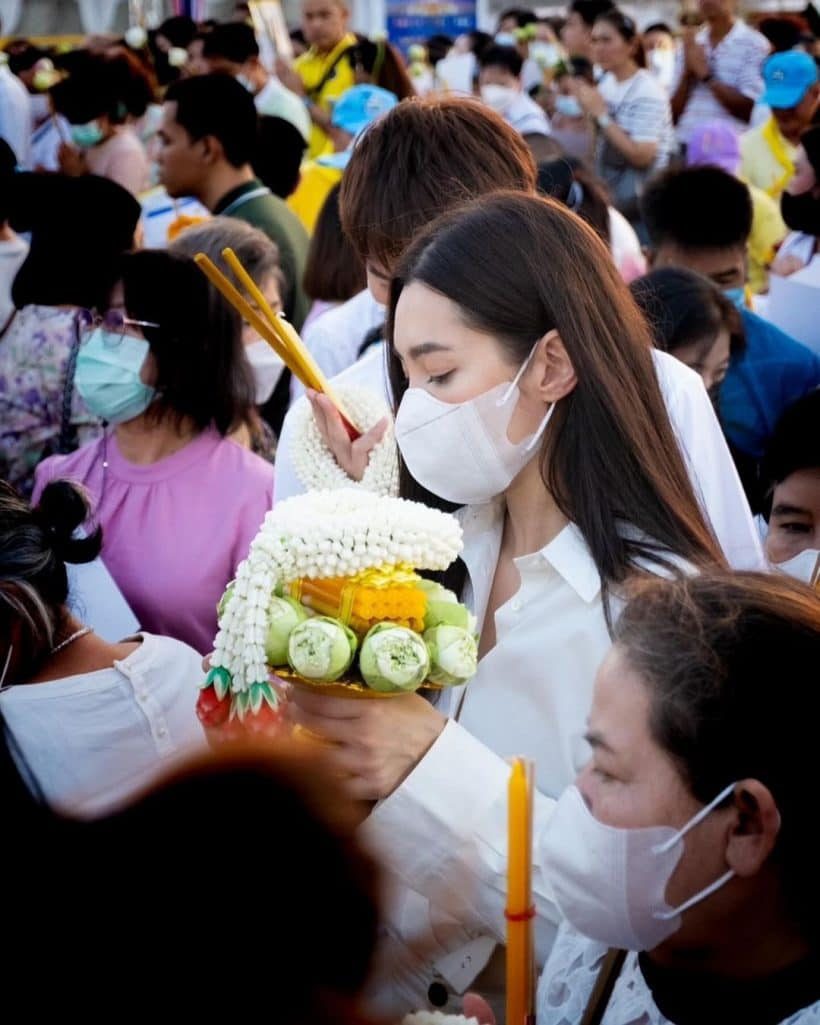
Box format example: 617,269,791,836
387,192,724,605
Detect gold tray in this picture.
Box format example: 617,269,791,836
276,668,440,700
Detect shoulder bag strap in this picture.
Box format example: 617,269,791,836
57,311,83,453
579,949,628,1025
306,41,357,100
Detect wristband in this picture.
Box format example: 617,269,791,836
595,112,613,129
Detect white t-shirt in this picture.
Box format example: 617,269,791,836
608,206,647,282
504,90,552,138
0,65,31,166
0,233,28,330
598,68,676,171
0,632,206,818
255,76,312,144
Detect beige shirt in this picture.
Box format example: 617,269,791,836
85,127,150,196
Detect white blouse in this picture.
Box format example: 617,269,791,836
538,923,820,1025
0,633,206,818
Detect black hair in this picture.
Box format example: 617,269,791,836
6,42,50,76
643,21,673,35
118,250,254,435
9,173,141,310
537,155,611,243
479,43,523,77
157,15,198,49
498,7,537,28
165,73,258,168
762,389,820,492
0,139,17,224
630,267,744,360
201,21,259,64
252,115,307,199
50,50,154,124
758,16,805,53
642,166,754,251
569,0,615,28
465,30,494,59
425,34,454,66
0,479,101,678
303,184,366,303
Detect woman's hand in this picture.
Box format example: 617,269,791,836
288,687,447,801
307,389,388,482
570,80,607,119
464,994,497,1025
276,57,305,95
683,36,710,81
58,143,87,177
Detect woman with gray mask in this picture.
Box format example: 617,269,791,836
0,479,204,818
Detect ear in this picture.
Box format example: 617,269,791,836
200,134,223,166
724,780,781,879
530,329,577,403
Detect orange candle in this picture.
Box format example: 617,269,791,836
507,757,535,1025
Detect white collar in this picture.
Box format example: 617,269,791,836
458,500,603,605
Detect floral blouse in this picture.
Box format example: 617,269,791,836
0,305,101,497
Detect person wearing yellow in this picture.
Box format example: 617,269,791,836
277,0,358,159
688,120,787,293
740,52,819,199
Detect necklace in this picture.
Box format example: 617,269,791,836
51,626,93,656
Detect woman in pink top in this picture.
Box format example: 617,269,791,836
54,50,152,196
34,251,273,654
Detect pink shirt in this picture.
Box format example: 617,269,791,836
85,127,150,196
34,429,273,654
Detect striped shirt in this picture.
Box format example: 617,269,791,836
675,19,770,145
598,68,676,170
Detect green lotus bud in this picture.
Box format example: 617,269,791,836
424,625,478,687
288,616,357,682
265,596,308,665
418,579,471,631
360,622,431,692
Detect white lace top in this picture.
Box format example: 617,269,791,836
537,924,820,1025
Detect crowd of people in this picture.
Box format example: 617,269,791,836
0,0,819,1022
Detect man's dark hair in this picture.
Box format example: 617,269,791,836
253,116,307,199
498,6,537,27
644,21,673,35
762,389,820,492
569,0,615,27
479,44,523,77
165,73,258,168
201,21,260,64
641,166,754,250
0,139,17,224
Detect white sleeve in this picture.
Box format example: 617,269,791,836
272,399,308,503
359,720,562,969
652,351,766,570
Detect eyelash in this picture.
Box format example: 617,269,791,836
427,371,454,386
593,766,614,782
779,522,811,534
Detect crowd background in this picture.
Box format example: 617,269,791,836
0,1,820,1023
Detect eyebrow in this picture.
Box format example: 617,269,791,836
408,342,453,360
771,504,811,517
584,730,616,755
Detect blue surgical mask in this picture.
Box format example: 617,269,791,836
71,120,105,148
495,32,517,46
723,286,746,310
555,94,583,117
75,328,156,424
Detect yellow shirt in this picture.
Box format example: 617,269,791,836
287,161,343,234
295,33,358,159
747,182,788,294
739,120,799,199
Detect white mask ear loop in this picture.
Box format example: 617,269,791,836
0,644,13,692
651,781,738,922
497,337,560,453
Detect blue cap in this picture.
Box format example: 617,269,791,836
761,51,818,110
329,84,398,136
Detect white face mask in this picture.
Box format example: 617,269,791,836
480,83,519,114
541,783,737,951
774,548,820,586
555,93,584,118
236,72,256,94
245,338,284,404
529,41,562,69
394,344,556,506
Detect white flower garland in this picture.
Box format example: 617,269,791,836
211,490,463,694
290,385,399,496
402,1014,480,1025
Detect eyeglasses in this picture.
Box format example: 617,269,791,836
77,308,160,345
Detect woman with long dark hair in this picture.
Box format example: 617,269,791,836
289,192,725,1015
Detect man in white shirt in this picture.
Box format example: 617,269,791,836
478,45,551,139
197,21,311,145
0,61,31,166
671,0,770,148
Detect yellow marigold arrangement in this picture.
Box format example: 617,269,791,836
197,490,478,738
